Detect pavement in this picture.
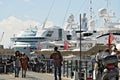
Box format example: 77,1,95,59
0,71,72,80
0,63,120,80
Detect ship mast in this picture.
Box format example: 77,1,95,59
90,0,93,19
87,0,96,31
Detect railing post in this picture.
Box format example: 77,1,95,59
85,60,87,80
63,60,66,77
70,60,73,78
66,60,69,78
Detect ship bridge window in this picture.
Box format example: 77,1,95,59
76,31,84,33
67,35,72,40
83,33,93,36
46,31,54,37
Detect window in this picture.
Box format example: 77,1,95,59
46,31,54,37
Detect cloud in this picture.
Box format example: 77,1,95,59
0,16,41,48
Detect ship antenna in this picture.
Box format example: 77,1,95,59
104,0,112,23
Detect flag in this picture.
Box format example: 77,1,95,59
64,41,69,50
108,33,114,49
37,42,41,50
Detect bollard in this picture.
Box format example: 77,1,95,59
4,64,6,74
93,70,96,80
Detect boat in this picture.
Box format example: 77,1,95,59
39,14,97,52
96,8,120,45
11,0,120,55
10,13,98,54
10,26,68,55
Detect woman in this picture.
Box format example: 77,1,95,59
14,50,21,77
21,52,29,78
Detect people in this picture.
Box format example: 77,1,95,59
101,48,110,59
14,50,21,77
94,49,103,76
94,48,110,74
95,50,103,63
20,52,29,78
50,46,63,80
111,44,118,56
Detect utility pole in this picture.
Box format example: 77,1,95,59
79,14,82,80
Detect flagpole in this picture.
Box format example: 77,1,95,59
79,14,82,80
108,33,110,49
108,33,115,49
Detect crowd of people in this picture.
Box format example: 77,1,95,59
94,45,119,76
13,46,119,80
13,46,63,80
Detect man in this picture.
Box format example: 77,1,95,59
50,46,63,80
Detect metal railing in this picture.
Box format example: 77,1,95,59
0,58,119,80
28,59,94,80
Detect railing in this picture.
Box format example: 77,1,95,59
28,59,95,80
0,58,119,80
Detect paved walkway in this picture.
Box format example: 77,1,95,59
0,71,72,80
0,63,120,80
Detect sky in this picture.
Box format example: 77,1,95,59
0,0,120,48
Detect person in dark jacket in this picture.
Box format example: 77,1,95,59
20,52,29,78
50,47,63,80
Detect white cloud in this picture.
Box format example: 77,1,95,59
0,16,41,48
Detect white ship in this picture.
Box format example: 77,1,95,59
40,14,97,52
10,26,68,55
11,0,120,55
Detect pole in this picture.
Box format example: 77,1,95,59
79,14,82,80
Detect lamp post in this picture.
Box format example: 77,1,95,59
79,14,82,80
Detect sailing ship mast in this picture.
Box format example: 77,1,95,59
87,0,96,31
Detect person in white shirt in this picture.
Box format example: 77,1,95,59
111,48,117,55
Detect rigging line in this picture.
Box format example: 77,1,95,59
62,0,72,27
75,0,88,17
0,32,4,43
42,0,55,29
46,0,55,20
